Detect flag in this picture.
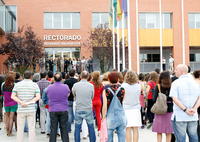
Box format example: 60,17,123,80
117,0,122,21
109,0,113,29
113,0,117,27
121,0,127,19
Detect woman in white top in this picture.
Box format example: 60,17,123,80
73,58,77,70
121,70,141,142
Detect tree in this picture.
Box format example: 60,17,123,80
82,22,127,72
0,26,44,73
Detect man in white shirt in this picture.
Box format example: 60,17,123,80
81,56,86,71
169,55,174,72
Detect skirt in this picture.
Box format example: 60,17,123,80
152,112,173,133
124,109,142,127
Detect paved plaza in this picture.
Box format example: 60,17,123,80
0,120,160,142
0,120,191,142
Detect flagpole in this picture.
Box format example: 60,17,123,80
117,21,120,72
127,0,131,70
159,0,163,72
113,5,116,69
122,12,125,71
182,0,185,64
136,0,139,74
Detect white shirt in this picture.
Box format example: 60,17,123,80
81,59,86,64
162,59,166,64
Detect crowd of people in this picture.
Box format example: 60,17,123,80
47,56,94,74
0,63,200,142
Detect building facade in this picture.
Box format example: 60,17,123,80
0,0,200,73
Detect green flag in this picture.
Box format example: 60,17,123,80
113,0,117,28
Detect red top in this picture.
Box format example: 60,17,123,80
147,81,157,99
90,81,103,101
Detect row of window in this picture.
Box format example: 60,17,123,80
0,6,200,32
44,12,200,30
44,12,127,29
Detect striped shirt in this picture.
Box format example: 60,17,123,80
12,79,40,113
37,79,50,97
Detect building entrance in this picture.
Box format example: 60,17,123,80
44,47,80,71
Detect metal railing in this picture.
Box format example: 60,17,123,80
140,62,170,73
190,62,200,72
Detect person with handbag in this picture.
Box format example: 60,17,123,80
146,71,158,129
102,72,127,142
122,70,141,142
152,71,173,142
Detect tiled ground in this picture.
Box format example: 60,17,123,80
0,120,190,142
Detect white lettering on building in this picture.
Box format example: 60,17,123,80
43,35,82,41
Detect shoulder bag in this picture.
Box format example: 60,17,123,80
150,84,168,114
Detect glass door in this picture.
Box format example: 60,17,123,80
63,51,71,60
45,48,81,72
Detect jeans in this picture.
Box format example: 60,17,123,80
40,66,43,72
50,111,69,142
171,117,198,142
74,110,96,142
67,101,73,132
39,99,46,132
46,109,59,134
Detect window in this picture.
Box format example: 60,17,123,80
92,12,127,29
190,53,200,62
189,13,200,29
139,13,172,29
140,54,160,62
0,1,4,30
5,5,17,32
44,12,80,29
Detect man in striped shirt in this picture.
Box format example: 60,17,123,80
11,71,40,142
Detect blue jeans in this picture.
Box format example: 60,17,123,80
46,109,59,134
171,117,198,142
40,66,43,72
74,110,96,142
67,101,73,132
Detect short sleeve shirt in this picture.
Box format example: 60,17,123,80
147,81,157,99
12,79,40,113
169,75,200,121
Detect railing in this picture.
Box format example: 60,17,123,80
140,62,169,73
190,62,200,72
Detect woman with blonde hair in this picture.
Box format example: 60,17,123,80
122,70,141,142
90,71,103,133
146,71,158,129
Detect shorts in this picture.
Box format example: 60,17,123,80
5,104,18,112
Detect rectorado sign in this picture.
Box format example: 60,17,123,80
44,35,81,41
